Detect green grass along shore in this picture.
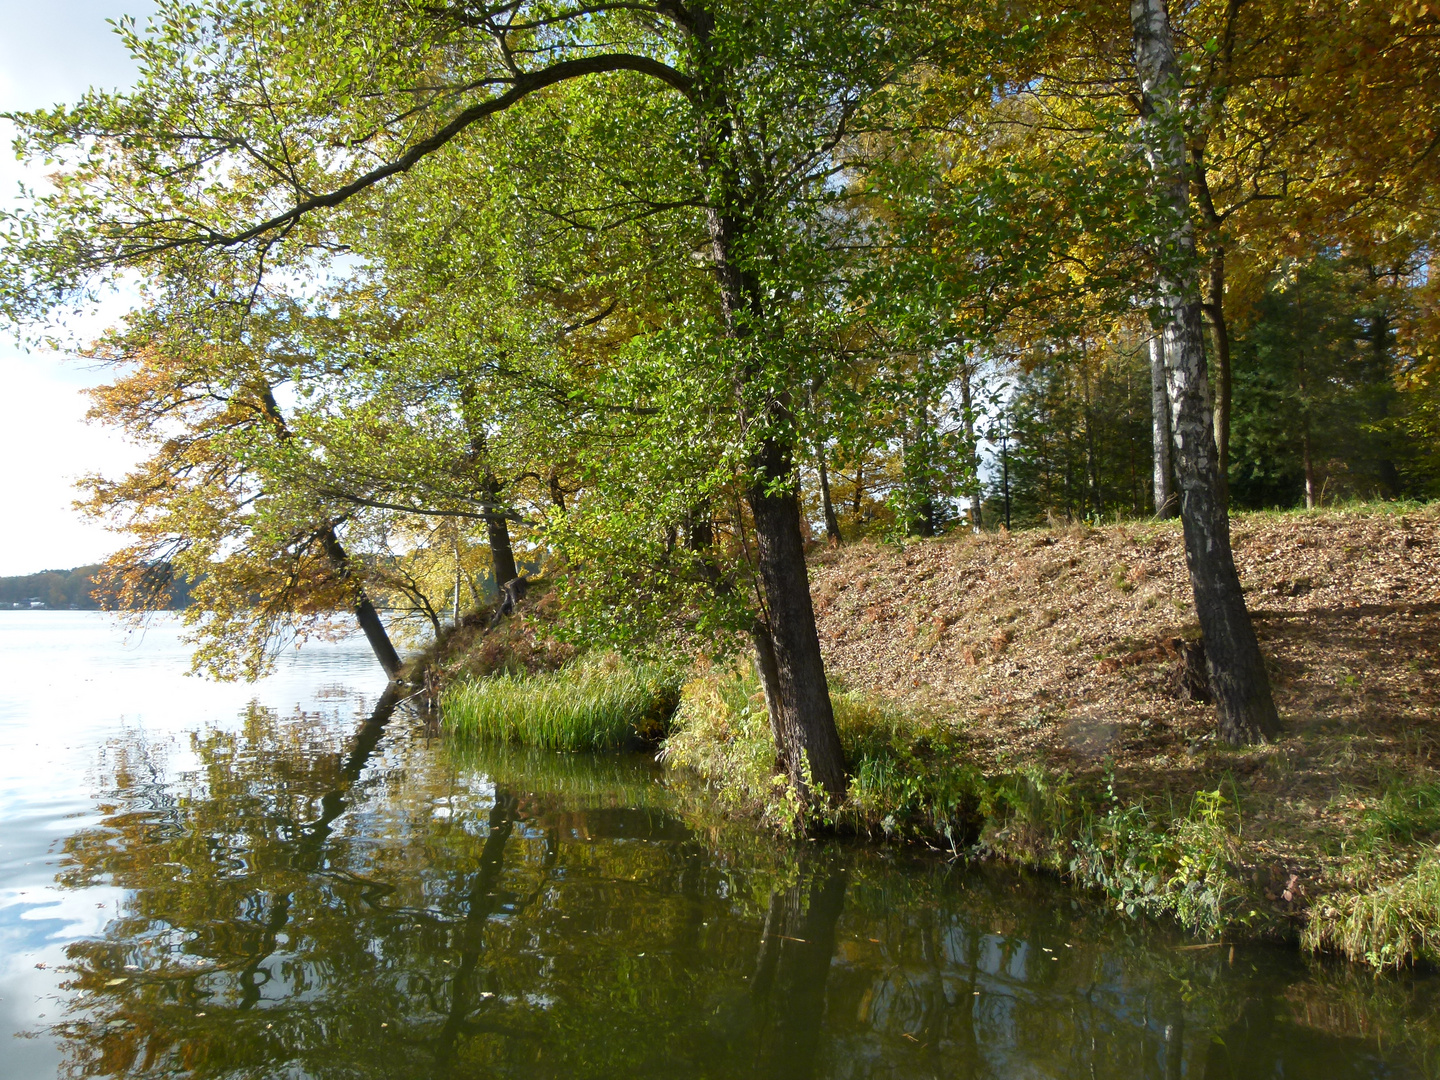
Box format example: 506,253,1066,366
438,504,1440,970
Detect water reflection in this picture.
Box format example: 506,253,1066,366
48,701,1440,1079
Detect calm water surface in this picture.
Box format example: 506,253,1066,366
2,611,1438,1079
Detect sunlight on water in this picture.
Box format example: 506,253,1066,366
2,611,1438,1079
0,612,385,1079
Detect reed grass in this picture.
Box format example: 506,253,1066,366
1303,856,1440,969
443,656,682,751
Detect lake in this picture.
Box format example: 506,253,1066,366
2,611,1437,1079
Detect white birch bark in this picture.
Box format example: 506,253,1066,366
1132,0,1279,743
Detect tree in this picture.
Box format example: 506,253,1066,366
2,1,993,801
1130,0,1280,743
79,303,406,680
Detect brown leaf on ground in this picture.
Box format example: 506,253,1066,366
809,507,1440,888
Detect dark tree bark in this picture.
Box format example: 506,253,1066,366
480,471,519,587
1365,301,1403,495
1080,342,1101,517
1150,335,1177,517
1302,426,1318,509
1203,249,1233,505
547,468,568,511
692,23,848,799
746,434,848,800
750,620,789,768
1297,337,1318,509
1131,0,1280,744
318,528,404,681
1000,426,1012,529
256,386,404,680
816,444,842,545
460,391,520,592
1194,152,1233,509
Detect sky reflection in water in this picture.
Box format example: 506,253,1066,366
2,612,1438,1079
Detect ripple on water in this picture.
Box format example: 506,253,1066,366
1,612,1438,1079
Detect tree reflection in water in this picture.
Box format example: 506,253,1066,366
48,701,1440,1079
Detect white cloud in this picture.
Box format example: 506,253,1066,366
0,1,157,575
0,348,141,573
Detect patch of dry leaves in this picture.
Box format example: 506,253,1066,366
808,506,1440,905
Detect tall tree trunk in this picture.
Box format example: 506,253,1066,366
958,360,983,531
1000,427,1012,529
1204,249,1233,505
1297,344,1318,509
816,444,842,544
707,202,847,802
1131,0,1280,744
747,435,848,800
1303,425,1317,509
1150,336,1177,517
480,471,519,587
318,528,404,681
1367,303,1402,495
751,619,789,767
1081,341,1101,517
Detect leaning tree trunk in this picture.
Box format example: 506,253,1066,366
816,444,842,545
1131,0,1280,744
255,387,403,681
318,527,404,681
1149,335,1177,517
747,434,849,801
707,205,847,802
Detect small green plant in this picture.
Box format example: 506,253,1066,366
1110,564,1134,593
443,654,681,751
1065,782,1241,938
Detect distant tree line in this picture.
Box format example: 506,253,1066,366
0,565,192,610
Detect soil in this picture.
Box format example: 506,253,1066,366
807,506,1440,908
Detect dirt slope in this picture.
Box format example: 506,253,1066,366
809,506,1440,776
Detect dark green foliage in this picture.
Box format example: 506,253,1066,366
995,340,1153,525
1229,256,1440,508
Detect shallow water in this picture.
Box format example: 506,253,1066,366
2,612,1438,1079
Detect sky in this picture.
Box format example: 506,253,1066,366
0,1,157,577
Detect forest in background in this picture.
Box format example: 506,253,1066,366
0,0,1435,798
0,565,109,609
0,565,192,609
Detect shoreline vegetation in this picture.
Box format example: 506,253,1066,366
429,503,1440,971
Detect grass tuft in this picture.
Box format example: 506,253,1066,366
443,654,681,751
1303,856,1440,969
